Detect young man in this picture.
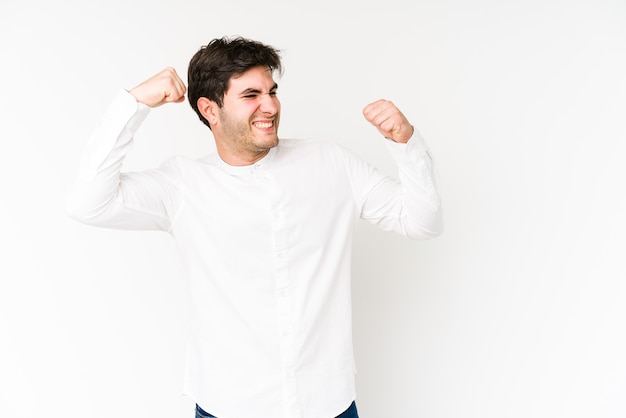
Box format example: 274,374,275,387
67,37,443,418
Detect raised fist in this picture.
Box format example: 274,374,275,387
362,99,414,143
128,67,187,108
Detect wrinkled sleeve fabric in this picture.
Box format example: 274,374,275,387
66,89,180,232
345,130,443,240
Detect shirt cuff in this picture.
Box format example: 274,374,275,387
384,128,430,163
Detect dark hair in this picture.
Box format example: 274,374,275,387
187,36,283,129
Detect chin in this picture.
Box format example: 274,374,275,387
257,136,279,150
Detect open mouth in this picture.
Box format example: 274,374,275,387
253,121,274,129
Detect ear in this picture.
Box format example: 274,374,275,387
197,97,219,126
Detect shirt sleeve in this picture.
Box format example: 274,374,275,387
66,89,180,232
349,129,443,240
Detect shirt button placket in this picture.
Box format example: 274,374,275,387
268,176,301,418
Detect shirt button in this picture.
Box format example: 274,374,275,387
279,289,287,298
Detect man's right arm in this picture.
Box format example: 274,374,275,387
66,68,187,231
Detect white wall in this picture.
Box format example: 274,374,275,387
1,0,625,417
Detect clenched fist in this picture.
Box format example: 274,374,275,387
362,99,414,143
129,67,187,108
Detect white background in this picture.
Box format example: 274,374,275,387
1,0,625,417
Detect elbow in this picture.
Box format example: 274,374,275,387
422,223,444,239
65,187,109,226
65,193,92,225
404,206,444,240
406,222,443,240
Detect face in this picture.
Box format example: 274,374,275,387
211,65,281,165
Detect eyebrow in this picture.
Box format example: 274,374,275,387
238,83,279,96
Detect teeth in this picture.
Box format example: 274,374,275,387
254,121,273,129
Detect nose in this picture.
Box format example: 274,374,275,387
259,93,280,115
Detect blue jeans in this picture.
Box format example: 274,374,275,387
195,401,359,417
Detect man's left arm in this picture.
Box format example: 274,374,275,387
358,99,443,239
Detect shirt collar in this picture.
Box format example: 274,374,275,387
215,145,278,176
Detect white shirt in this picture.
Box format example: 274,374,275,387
67,90,443,418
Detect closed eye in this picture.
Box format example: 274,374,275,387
239,84,278,99
242,92,278,100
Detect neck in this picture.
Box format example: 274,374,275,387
215,146,271,167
